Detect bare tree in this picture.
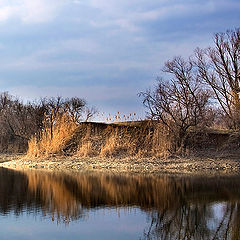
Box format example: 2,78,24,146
38,96,95,138
140,57,213,151
0,92,47,152
63,97,86,123
84,106,98,122
0,92,38,140
194,28,240,128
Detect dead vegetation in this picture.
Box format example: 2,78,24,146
75,122,174,158
26,116,238,160
26,116,175,159
68,121,172,158
27,112,78,157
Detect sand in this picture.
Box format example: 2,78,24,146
0,154,240,175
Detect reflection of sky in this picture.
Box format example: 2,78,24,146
208,202,227,230
0,203,237,240
0,208,148,240
0,0,239,117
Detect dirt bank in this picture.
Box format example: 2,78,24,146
26,121,240,159
1,154,240,175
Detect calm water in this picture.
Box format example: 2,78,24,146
0,168,240,239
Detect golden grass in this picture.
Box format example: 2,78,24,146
96,111,141,123
152,125,172,158
75,122,172,158
99,127,127,157
27,112,78,157
26,110,173,159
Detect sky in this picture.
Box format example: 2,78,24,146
0,0,239,120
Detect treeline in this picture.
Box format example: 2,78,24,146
141,28,240,151
0,92,94,153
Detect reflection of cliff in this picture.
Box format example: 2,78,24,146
27,171,83,222
27,171,240,208
1,168,240,214
26,171,191,210
0,168,41,215
18,170,240,239
25,171,185,223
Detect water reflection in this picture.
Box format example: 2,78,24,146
1,167,240,239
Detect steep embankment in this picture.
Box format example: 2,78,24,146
55,122,240,159
27,121,171,159
0,122,239,174
13,121,240,159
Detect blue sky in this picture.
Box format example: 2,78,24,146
0,0,239,120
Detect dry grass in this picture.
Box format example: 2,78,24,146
99,127,134,157
26,112,174,159
77,126,98,157
152,125,173,157
75,122,172,158
27,112,78,157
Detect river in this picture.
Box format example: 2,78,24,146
0,168,239,239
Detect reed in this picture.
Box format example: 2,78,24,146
27,112,78,157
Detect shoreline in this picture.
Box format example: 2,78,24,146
0,154,240,175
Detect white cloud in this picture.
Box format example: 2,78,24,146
0,0,238,27
21,0,64,23
58,38,102,54
0,6,17,22
0,0,67,23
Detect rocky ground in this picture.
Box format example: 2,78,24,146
0,154,240,175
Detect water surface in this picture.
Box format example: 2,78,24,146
0,168,240,239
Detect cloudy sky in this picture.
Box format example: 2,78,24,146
0,0,239,120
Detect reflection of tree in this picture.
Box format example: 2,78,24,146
27,171,85,223
230,203,240,240
143,203,212,239
142,201,240,239
0,168,42,215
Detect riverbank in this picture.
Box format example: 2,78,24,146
1,154,240,175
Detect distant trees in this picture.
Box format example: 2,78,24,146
39,96,96,124
38,96,91,139
0,92,96,152
140,28,240,151
0,92,39,141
